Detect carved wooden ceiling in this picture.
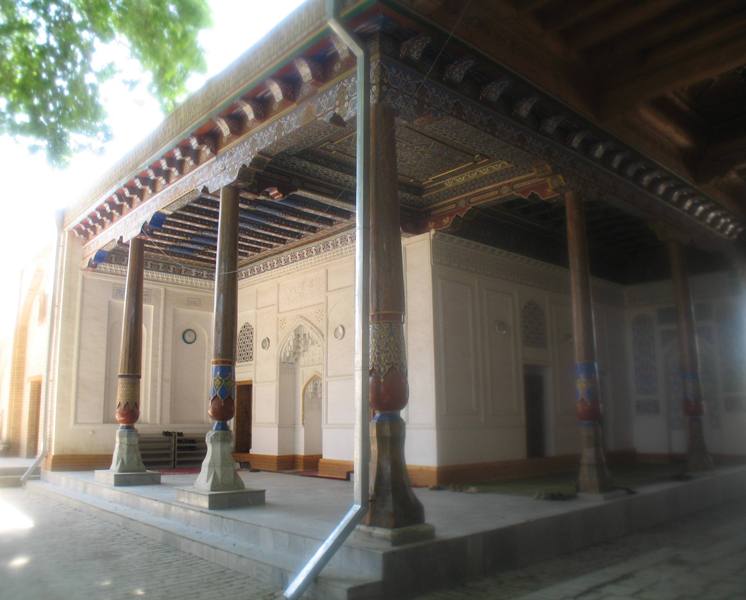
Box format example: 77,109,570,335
81,0,745,281
397,0,746,220
109,115,550,269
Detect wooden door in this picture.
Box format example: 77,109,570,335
235,382,252,453
525,372,545,458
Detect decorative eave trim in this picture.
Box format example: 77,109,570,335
67,0,367,241
79,70,360,263
94,257,214,289
238,229,355,282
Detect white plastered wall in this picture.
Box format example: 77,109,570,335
625,271,746,457
236,232,439,467
19,287,49,456
430,233,631,467
49,233,214,456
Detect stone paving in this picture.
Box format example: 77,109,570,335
1,484,745,600
415,498,746,600
0,487,280,600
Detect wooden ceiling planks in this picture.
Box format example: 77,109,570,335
130,190,356,268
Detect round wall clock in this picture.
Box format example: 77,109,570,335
182,328,197,344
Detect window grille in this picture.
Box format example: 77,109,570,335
521,300,547,349
237,323,254,363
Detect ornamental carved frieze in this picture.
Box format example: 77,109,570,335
369,321,409,413
374,55,741,241
82,71,360,261
115,375,140,425
369,321,407,379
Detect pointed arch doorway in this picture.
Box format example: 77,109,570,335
279,322,324,472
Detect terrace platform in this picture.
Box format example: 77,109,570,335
32,466,746,599
0,457,34,487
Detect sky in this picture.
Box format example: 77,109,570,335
0,0,307,325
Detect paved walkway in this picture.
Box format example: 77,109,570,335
0,487,279,600
1,485,745,599
415,497,746,600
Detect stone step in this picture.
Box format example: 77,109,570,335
0,466,31,477
0,475,23,488
33,474,384,600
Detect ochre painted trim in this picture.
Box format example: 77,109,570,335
42,448,645,483
45,454,112,471
637,452,746,466
322,449,639,487
713,454,746,465
233,452,295,472
636,452,686,464
317,458,353,480
294,454,321,471
232,453,323,472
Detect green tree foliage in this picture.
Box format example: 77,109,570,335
0,0,211,165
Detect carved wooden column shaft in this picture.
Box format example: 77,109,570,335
667,240,712,471
104,235,158,481
365,101,425,530
116,236,144,426
564,190,612,494
209,185,239,428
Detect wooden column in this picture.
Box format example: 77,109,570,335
180,184,267,506
667,240,713,471
191,184,247,496
364,102,425,529
104,235,160,481
564,191,612,494
116,237,144,427
209,184,239,429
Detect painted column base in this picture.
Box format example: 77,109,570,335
364,415,426,529
687,417,714,472
355,523,435,547
176,486,265,509
110,427,147,474
577,422,613,495
95,469,161,487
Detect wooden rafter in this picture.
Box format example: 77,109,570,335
600,30,746,117
566,0,680,51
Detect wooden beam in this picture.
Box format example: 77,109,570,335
636,11,746,73
591,0,744,64
513,0,554,13
540,0,622,34
600,31,746,116
567,0,680,50
696,130,746,183
635,102,699,149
